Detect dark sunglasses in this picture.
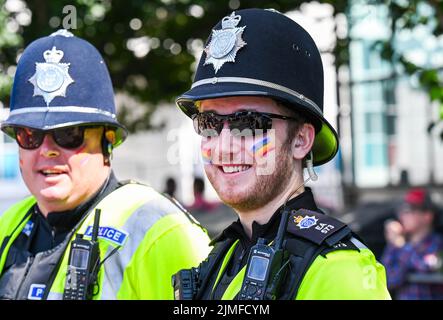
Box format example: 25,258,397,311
192,111,298,137
14,126,93,150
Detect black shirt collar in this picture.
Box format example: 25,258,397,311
216,187,320,247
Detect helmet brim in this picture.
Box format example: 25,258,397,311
1,109,127,147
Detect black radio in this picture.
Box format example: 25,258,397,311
238,238,285,300
238,208,290,300
173,242,227,300
172,267,200,300
63,209,101,300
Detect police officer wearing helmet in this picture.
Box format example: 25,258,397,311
174,9,390,300
0,30,210,300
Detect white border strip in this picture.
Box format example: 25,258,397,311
9,106,116,118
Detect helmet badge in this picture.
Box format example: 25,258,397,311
28,46,74,106
204,11,247,73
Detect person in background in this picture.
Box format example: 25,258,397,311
163,177,178,199
187,177,219,213
381,188,443,299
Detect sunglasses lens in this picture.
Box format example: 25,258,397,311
254,114,273,133
53,127,85,149
193,112,275,137
15,127,45,149
194,113,222,137
229,113,255,136
229,113,272,136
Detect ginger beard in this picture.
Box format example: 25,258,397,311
204,136,294,212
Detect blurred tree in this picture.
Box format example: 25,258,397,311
371,0,443,136
0,0,441,132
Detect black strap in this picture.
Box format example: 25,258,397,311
195,238,235,300
42,228,78,300
279,240,326,300
279,229,358,300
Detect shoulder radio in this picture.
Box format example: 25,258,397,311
238,208,290,300
63,209,101,300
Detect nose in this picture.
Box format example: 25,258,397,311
212,122,242,164
39,133,60,158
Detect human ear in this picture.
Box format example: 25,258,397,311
291,123,315,160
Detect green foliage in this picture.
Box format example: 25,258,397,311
373,0,443,119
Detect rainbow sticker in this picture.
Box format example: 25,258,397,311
252,137,274,157
202,148,212,164
79,155,90,167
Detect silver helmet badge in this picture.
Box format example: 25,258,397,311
29,46,74,106
204,12,247,73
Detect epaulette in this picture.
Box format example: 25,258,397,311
286,208,353,246
279,209,362,299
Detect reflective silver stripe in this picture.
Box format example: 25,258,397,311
9,106,116,118
47,292,63,300
41,122,97,130
191,76,321,114
99,194,180,299
350,237,368,250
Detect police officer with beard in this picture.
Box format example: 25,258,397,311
173,8,390,300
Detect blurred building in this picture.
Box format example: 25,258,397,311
338,1,443,211
0,107,28,214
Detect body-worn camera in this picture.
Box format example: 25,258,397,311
172,267,200,300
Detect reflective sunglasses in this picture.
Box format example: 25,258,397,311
192,111,298,137
14,126,93,150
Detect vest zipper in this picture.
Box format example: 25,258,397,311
51,229,56,247
14,255,35,299
232,248,246,275
12,227,56,299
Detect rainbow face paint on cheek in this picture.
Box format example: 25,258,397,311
252,136,275,157
79,155,90,167
202,148,212,164
73,145,90,166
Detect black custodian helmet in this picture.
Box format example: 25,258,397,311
176,8,339,166
1,30,127,147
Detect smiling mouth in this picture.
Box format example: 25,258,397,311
218,165,252,174
39,169,67,177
